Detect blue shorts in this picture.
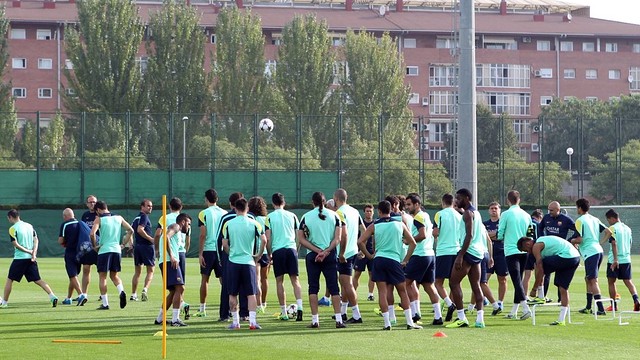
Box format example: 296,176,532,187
488,241,509,276
79,249,98,265
463,253,482,265
354,255,373,272
305,250,339,296
200,251,222,278
97,253,121,273
337,255,357,276
405,255,435,284
133,244,155,267
179,252,187,283
542,256,580,289
607,263,632,280
64,253,81,278
435,255,456,279
257,254,270,268
524,253,536,271
226,262,257,296
159,262,185,290
371,257,405,285
8,259,41,282
584,253,603,280
272,248,299,278
480,252,490,284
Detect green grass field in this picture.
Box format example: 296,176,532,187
1,257,639,359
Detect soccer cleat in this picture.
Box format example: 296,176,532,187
596,310,606,316
241,316,249,322
335,322,347,329
367,295,375,301
445,319,469,328
258,305,265,314
77,294,87,307
172,319,188,327
578,308,593,314
307,322,319,329
445,304,457,322
62,298,72,305
318,297,331,306
382,326,391,331
96,304,110,310
217,317,230,322
72,297,79,301
141,291,148,302
634,303,640,312
550,320,565,326
296,310,303,322
119,291,127,309
520,311,532,320
373,308,382,316
615,293,621,300
412,314,422,323
505,314,516,319
390,320,397,326
278,314,289,321
130,295,138,301
605,305,618,312
346,317,363,324
527,297,545,305
154,319,170,325
51,297,58,308
483,298,490,306
331,314,347,321
474,321,485,328
491,307,502,316
249,323,262,330
182,303,190,320
227,323,240,330
0,303,7,308
406,323,423,330
432,318,444,326
545,297,553,303
194,310,207,318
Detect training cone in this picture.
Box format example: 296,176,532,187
153,331,169,337
433,331,447,338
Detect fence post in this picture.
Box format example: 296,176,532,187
169,113,174,198
378,113,384,201
615,117,622,204
296,114,302,205
337,113,343,189
577,117,583,198
253,114,259,196
538,116,545,205
210,113,216,188
499,114,505,204
418,115,425,201
125,111,131,205
36,111,41,204
80,112,86,203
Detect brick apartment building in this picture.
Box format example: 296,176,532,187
5,0,640,161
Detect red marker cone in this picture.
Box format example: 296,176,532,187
433,331,447,338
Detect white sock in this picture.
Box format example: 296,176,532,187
200,303,206,312
102,294,109,307
280,305,287,315
143,287,148,293
404,309,413,325
414,300,421,316
341,301,348,315
476,309,484,323
322,296,330,302
131,292,137,298
352,305,361,320
520,301,531,313
444,296,453,307
172,308,179,322
467,303,476,312
383,312,391,327
537,286,545,299
335,313,343,323
49,293,57,300
457,309,467,321
388,305,396,321
116,283,125,293
368,292,374,298
492,302,500,310
559,306,569,322
498,300,503,309
232,311,240,325
249,311,257,325
509,303,520,316
312,314,319,324
433,302,442,319
296,298,303,310
156,308,164,322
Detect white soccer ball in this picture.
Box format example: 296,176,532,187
259,118,274,132
287,304,298,318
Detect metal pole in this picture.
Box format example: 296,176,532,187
182,116,188,170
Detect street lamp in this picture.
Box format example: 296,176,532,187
566,147,574,199
182,116,188,170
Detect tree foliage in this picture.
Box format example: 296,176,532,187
476,105,518,162
589,139,640,204
0,6,16,154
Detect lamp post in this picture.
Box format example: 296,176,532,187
566,147,573,199
182,116,188,170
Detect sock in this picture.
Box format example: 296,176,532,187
467,304,476,312
509,303,519,316
249,311,257,325
296,298,303,310
433,302,442,319
632,293,639,304
492,302,500,310
352,305,361,320
48,293,57,300
200,303,206,312
457,309,466,322
64,297,71,301
586,293,593,309
261,302,267,309
476,309,484,323
409,301,417,316
143,287,148,293
341,301,348,315
444,296,453,307
334,313,343,324
102,294,109,307
312,314,319,324
130,293,137,298
594,294,604,312
280,305,287,315
156,308,164,322
559,306,569,322
498,300,503,310
322,296,330,302
382,312,391,327
116,283,125,294
404,309,413,325
388,305,396,321
520,301,531,313
537,286,545,299
414,300,421,316
368,292,374,298
172,308,179,322
232,311,240,325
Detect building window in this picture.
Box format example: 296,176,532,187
428,122,451,142
38,58,53,70
609,69,621,80
331,34,345,47
586,69,598,79
536,40,551,51
605,42,618,53
586,97,598,102
65,88,77,97
406,66,419,76
513,119,531,143
10,29,26,39
540,96,553,106
135,56,148,74
429,146,447,161
633,44,640,53
538,68,553,78
429,91,458,115
582,42,595,52
403,38,416,48
65,59,74,70
408,93,420,104
564,69,576,79
564,96,577,101
12,58,27,69
518,146,531,161
38,88,53,98
481,92,531,116
36,29,52,40
12,88,26,98
630,67,640,91
264,60,277,77
436,37,458,49
476,63,530,88
332,61,348,85
560,41,573,51
430,65,458,87
483,37,518,50
210,34,216,44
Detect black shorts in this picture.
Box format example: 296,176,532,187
226,262,257,296
272,248,299,278
64,253,81,278
463,253,482,265
79,250,98,266
542,256,580,290
488,241,509,276
133,244,155,267
405,255,435,284
480,252,490,284
354,255,373,272
159,262,185,290
8,259,41,282
257,254,270,268
305,250,339,296
179,252,187,283
524,253,536,271
371,257,405,285
607,263,632,280
435,255,456,279
97,253,121,273
337,255,357,276
584,253,603,280
200,251,222,278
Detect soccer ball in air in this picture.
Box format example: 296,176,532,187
259,118,274,132
287,304,298,318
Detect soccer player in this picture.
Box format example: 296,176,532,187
154,213,192,327
446,189,486,328
58,208,87,305
518,235,581,325
353,203,376,302
497,190,534,320
600,209,640,312
358,200,420,330
130,199,155,302
522,209,543,299
404,193,442,325
571,198,607,315
265,193,303,321
195,188,227,318
248,196,271,313
80,195,100,299
222,198,267,330
1,209,58,308
90,201,133,310
433,193,462,322
298,192,345,329
334,188,365,324
483,201,507,315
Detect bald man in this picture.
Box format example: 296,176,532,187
539,202,577,241
58,208,90,306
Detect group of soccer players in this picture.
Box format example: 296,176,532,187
1,186,639,331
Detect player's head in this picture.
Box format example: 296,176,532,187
333,188,347,205
7,209,20,223
378,200,391,216
169,197,182,212
176,213,192,233
517,237,535,253
86,195,97,211
140,199,153,214
234,198,248,213
455,188,472,209
63,208,74,220
441,193,454,207
312,192,327,220
205,189,218,204
248,196,267,217
576,198,590,214
488,201,501,218
325,198,336,211
272,192,285,207
507,190,520,205
397,195,406,211
547,201,561,217
531,209,543,222
94,201,108,214
385,195,399,211
363,203,374,220
605,208,619,225
405,193,421,215
228,192,244,209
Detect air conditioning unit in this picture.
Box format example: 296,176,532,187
420,124,428,131
422,97,429,106
532,124,541,133
420,136,428,143
531,143,540,152
534,70,542,77
522,36,532,43
420,143,429,150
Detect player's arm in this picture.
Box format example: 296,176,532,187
255,233,267,261
221,222,230,255
414,223,426,243
90,216,101,249
185,226,191,252
357,223,375,260
58,235,65,247
120,218,134,248
401,223,417,265
610,237,619,270
531,242,545,288
265,228,273,256
165,223,181,269
336,211,347,260
486,231,494,269
328,222,342,254
137,224,153,242
455,210,474,269
599,228,613,245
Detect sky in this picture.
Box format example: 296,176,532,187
577,0,640,25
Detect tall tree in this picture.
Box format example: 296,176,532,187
63,0,146,114
0,5,17,155
213,8,267,145
476,105,518,162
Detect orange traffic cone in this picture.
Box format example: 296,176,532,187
433,331,447,338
